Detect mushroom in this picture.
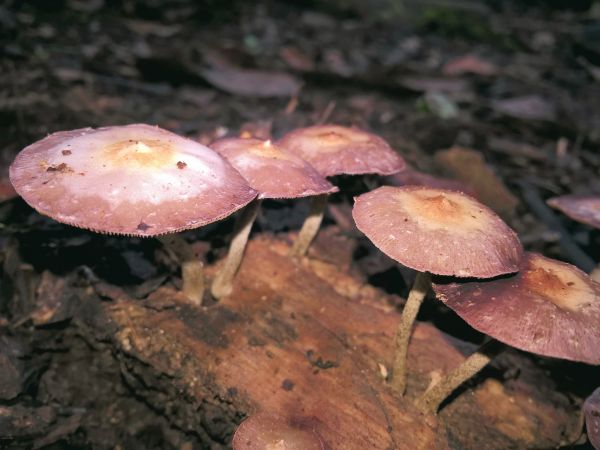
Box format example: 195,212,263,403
547,194,600,230
9,124,257,303
209,137,337,299
352,185,522,394
232,412,324,450
585,387,600,449
547,194,600,281
277,124,405,257
421,252,600,413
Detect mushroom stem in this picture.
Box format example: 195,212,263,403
181,260,205,304
211,199,262,299
290,194,327,258
415,339,505,414
391,271,431,395
158,235,204,304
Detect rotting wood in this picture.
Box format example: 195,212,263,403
76,231,578,449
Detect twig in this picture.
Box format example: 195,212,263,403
517,181,595,272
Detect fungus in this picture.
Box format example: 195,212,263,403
9,124,257,303
232,413,324,450
209,137,336,299
278,124,405,257
585,387,600,449
352,185,522,394
421,253,600,413
547,194,600,230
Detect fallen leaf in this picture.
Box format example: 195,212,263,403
487,136,547,161
398,76,470,94
323,48,353,77
434,146,519,218
200,67,302,97
126,19,181,38
0,336,26,400
280,46,315,72
32,271,80,325
443,54,498,76
419,92,459,119
0,405,56,437
0,178,17,202
385,166,477,198
178,86,217,107
491,95,557,121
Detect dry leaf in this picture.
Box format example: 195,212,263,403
200,67,302,97
443,54,498,76
492,95,557,121
0,178,16,202
434,146,519,218
398,76,470,94
280,46,315,72
385,166,477,198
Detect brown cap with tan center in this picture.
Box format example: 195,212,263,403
433,252,600,365
547,195,600,229
9,124,257,236
352,185,523,278
210,137,338,199
585,387,600,449
277,124,405,177
232,413,325,450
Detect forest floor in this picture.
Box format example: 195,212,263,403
1,0,600,449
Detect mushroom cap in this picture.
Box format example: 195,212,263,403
232,413,324,450
210,137,337,199
352,186,523,277
9,124,257,236
433,253,600,365
584,387,600,449
547,194,600,229
276,124,405,177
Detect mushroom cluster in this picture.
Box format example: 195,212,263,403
352,184,600,417
421,252,600,413
208,137,337,298
277,124,405,257
9,122,599,447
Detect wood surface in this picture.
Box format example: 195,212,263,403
75,230,578,449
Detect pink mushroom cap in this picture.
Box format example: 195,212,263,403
585,387,600,449
433,253,600,365
232,413,324,450
277,124,405,177
547,194,600,229
352,185,523,278
9,124,257,236
210,137,337,199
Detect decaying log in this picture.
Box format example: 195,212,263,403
75,231,579,449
